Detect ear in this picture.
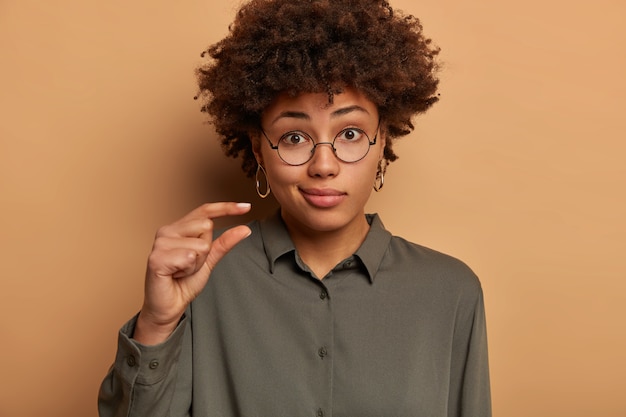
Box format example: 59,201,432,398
377,128,387,160
250,131,263,165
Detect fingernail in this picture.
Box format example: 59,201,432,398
236,202,251,208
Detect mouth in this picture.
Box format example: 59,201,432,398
299,187,347,208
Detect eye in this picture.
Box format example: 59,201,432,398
336,128,365,142
279,131,311,146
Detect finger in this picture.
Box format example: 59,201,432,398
152,236,211,255
179,202,252,224
157,202,251,240
156,218,215,240
148,247,198,279
204,225,252,272
186,202,252,246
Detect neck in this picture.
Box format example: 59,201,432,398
282,211,370,279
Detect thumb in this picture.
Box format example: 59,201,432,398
204,225,252,271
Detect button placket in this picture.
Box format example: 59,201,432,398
312,280,332,416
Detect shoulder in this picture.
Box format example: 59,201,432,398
387,235,475,274
382,234,482,295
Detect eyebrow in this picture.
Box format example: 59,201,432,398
270,105,370,125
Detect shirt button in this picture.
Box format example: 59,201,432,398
319,290,328,300
317,408,325,417
343,260,352,268
149,360,159,370
126,355,136,367
318,347,328,359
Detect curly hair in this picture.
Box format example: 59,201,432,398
196,0,440,178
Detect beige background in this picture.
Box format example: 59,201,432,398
1,0,625,416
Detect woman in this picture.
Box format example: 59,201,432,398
98,0,491,416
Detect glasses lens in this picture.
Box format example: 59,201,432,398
333,128,371,163
277,131,315,165
276,128,374,165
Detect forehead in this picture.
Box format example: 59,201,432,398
261,87,378,125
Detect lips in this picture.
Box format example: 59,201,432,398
299,187,346,208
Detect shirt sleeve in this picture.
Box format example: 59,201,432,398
448,287,492,417
97,313,192,417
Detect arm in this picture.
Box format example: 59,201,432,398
448,287,492,417
97,202,252,417
98,314,191,417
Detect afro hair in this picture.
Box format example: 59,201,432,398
196,0,440,177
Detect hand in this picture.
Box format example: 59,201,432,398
134,202,252,345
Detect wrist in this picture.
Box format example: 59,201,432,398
133,311,182,346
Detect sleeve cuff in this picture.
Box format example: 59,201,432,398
113,313,188,386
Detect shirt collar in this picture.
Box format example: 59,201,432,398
259,211,295,273
355,214,392,282
258,211,392,283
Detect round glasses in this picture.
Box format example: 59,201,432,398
260,122,379,166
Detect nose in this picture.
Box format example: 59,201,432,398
307,141,339,177
311,142,336,155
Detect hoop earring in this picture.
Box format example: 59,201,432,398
373,160,386,192
256,164,271,198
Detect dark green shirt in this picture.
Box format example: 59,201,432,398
99,213,491,417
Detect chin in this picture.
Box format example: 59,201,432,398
292,209,359,234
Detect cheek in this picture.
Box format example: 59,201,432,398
351,159,379,190
264,162,294,189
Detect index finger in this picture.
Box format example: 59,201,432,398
178,202,252,223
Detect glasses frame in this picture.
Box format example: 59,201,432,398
260,118,381,166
